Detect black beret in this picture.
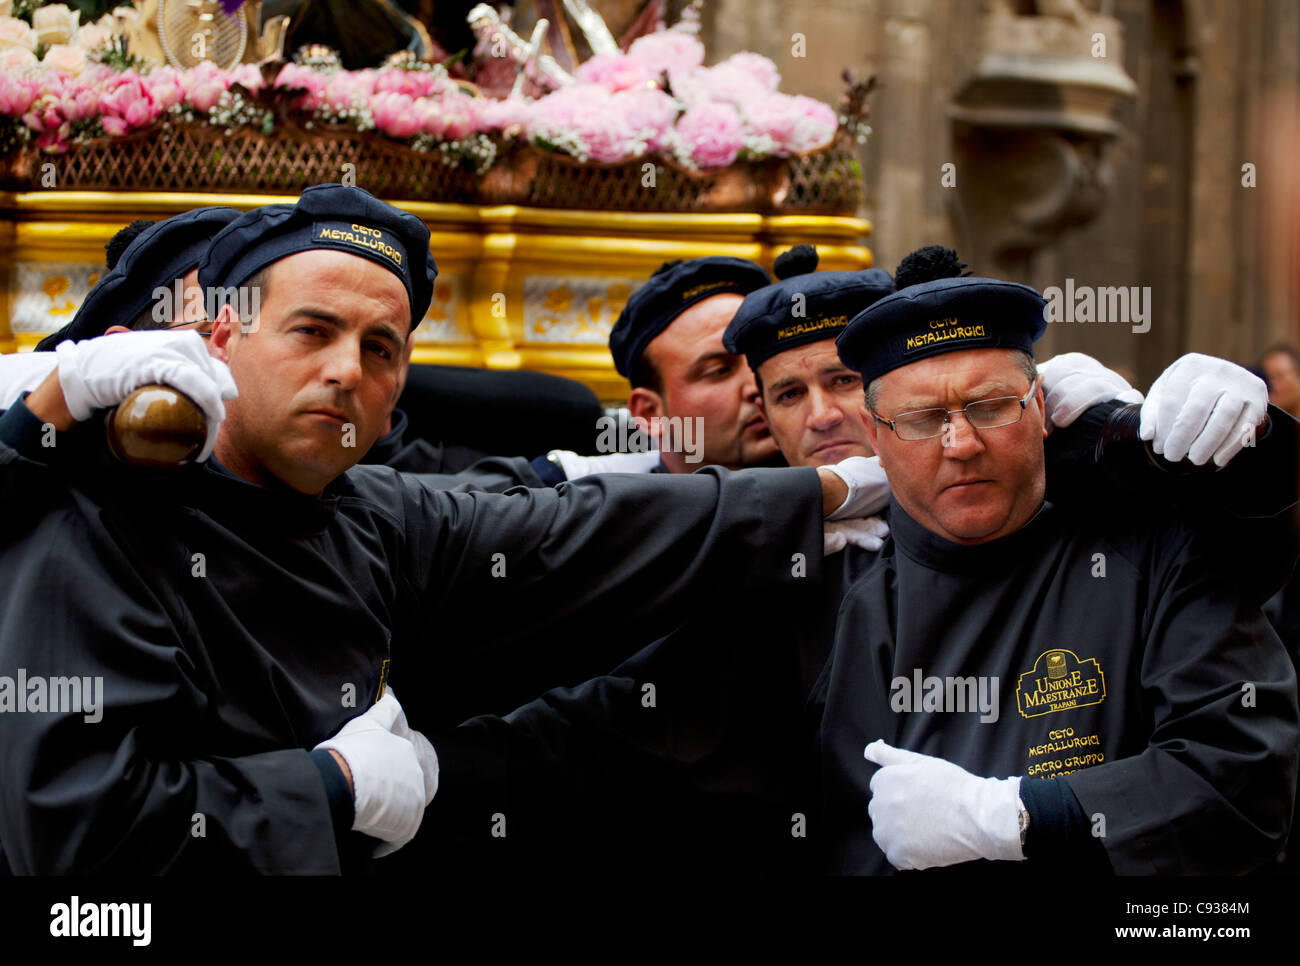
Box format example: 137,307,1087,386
836,275,1047,383
198,184,437,331
35,206,241,351
609,256,770,378
724,266,894,370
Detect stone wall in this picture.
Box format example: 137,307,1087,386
684,0,1300,383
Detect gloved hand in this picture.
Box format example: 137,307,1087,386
547,449,664,479
1037,352,1143,430
864,740,1024,870
0,350,59,411
53,330,237,461
314,690,429,858
821,455,891,521
1140,352,1269,466
385,688,439,806
824,516,890,555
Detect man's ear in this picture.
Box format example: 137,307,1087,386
208,304,240,362
1036,383,1049,438
627,387,665,438
104,325,131,336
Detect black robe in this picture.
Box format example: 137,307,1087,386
416,403,1300,875
817,497,1298,875
0,399,825,874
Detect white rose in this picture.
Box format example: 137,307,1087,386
42,43,87,76
33,3,80,47
111,6,138,26
0,16,36,52
0,44,36,72
71,23,112,50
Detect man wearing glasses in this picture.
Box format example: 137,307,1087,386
412,248,1298,876
820,254,1299,874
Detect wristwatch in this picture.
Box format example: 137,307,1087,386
1018,798,1030,848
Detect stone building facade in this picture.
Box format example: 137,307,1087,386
683,0,1300,383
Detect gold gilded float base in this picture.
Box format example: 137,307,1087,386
0,191,873,404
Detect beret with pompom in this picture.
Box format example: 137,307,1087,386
836,245,1045,382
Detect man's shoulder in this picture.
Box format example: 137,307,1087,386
1048,500,1202,575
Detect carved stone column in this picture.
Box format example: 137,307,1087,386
949,6,1137,278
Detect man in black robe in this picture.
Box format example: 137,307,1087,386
823,251,1298,874
412,247,1298,875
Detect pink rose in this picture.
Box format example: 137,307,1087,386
100,72,160,133
413,98,445,138
58,86,97,122
613,86,678,151
0,72,35,115
477,95,531,134
627,30,704,78
22,95,62,133
275,63,327,109
719,52,780,92
22,93,71,150
370,91,420,139
743,94,837,154
228,63,263,93
526,83,606,139
374,68,440,99
319,70,371,111
675,101,743,167
182,62,228,114
699,64,760,109
145,67,185,111
575,52,651,92
441,102,475,140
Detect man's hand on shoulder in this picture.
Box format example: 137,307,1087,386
1140,353,1269,467
1038,352,1143,431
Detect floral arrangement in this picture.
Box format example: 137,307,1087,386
0,20,849,175
0,2,118,75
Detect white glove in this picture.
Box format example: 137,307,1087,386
824,516,890,555
0,351,59,412
53,330,237,462
386,688,439,806
547,449,664,479
1139,352,1269,466
1037,352,1143,430
864,740,1024,870
822,455,891,521
314,690,429,858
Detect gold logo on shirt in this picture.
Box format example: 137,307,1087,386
1016,649,1106,718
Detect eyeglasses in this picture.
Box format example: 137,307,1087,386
162,318,213,337
872,376,1041,441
